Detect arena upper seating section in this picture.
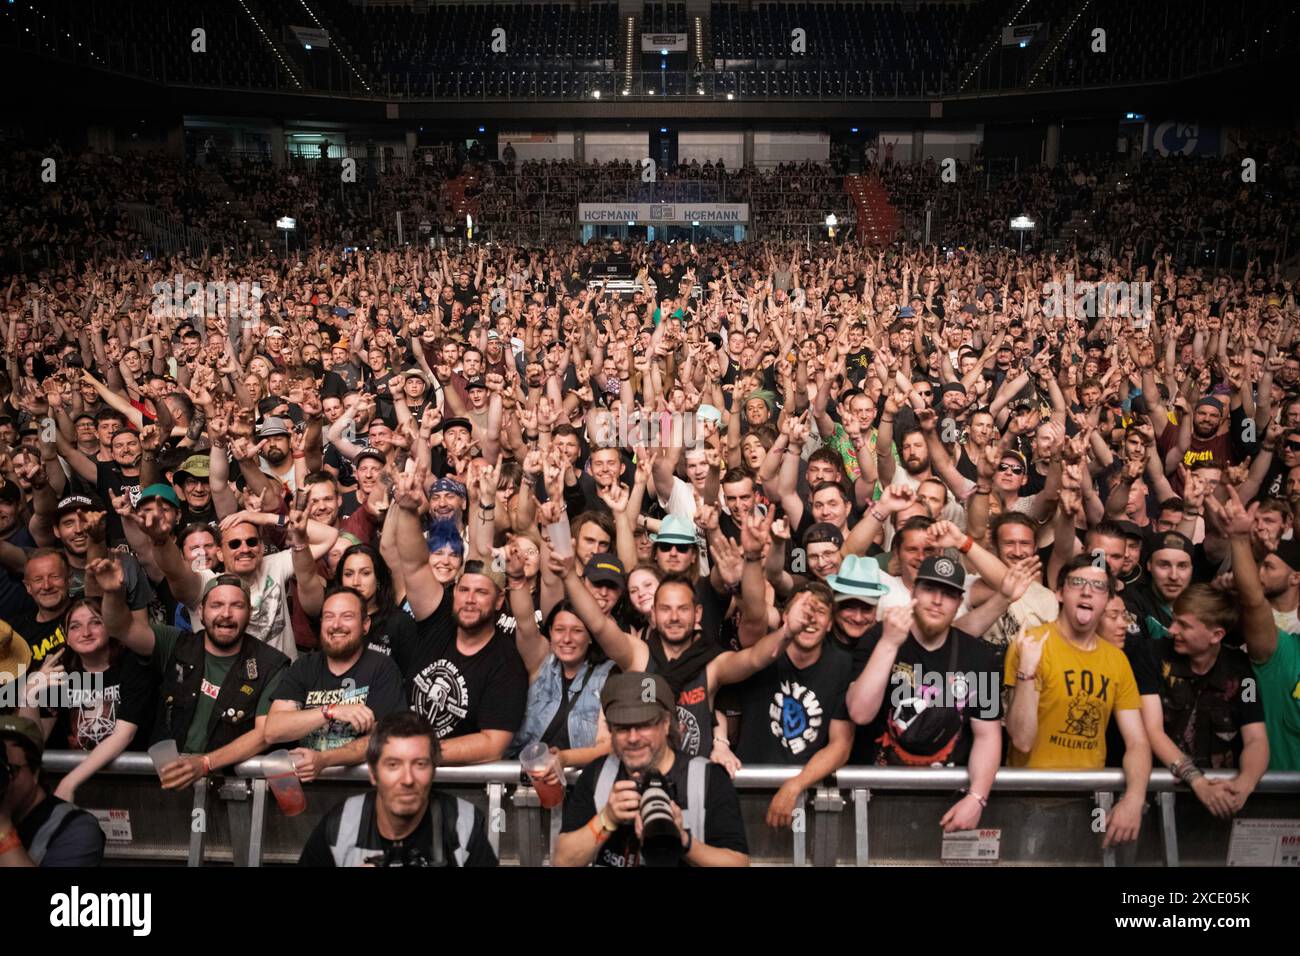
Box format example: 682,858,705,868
709,1,976,96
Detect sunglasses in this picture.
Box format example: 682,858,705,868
655,542,694,554
225,536,262,550
997,463,1025,475
1065,575,1109,593
1285,440,1300,452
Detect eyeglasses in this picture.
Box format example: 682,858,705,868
225,537,262,551
1065,575,1109,593
656,542,694,554
997,463,1025,475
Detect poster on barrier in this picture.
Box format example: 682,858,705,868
89,809,133,843
1227,819,1300,866
941,828,1001,864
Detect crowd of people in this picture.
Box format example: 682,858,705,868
0,137,1297,868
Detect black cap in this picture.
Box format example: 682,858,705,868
437,417,473,435
583,553,626,590
353,447,387,467
803,522,845,548
1272,538,1300,573
1113,520,1145,541
1150,530,1195,558
56,493,106,519
466,378,487,391
914,555,966,593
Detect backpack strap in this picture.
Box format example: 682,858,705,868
685,757,709,842
591,754,622,817
329,794,368,867
29,802,76,865
451,797,476,867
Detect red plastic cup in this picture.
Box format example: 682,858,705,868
264,749,308,816
520,741,564,809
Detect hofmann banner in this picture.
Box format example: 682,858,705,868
579,203,750,224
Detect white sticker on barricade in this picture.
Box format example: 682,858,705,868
89,808,134,843
1227,819,1300,866
941,828,1001,864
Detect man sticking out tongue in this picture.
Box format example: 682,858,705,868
1004,553,1151,850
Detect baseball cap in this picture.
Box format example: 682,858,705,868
0,483,22,505
266,326,285,338
939,381,966,395
914,555,966,593
460,559,505,592
898,306,916,319
202,573,252,603
256,416,291,438
1150,530,1195,558
437,417,473,435
601,671,673,726
1113,520,1145,542
1273,538,1300,573
55,493,105,519
137,483,181,509
583,553,626,590
174,455,211,483
0,714,44,758
466,378,487,392
353,447,387,467
803,522,845,549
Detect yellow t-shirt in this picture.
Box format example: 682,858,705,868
1004,622,1140,769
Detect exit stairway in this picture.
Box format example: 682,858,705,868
844,174,899,246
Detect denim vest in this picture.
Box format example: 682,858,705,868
513,656,614,755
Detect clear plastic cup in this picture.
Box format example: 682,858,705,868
147,739,180,778
547,521,573,559
519,741,564,809
264,749,308,816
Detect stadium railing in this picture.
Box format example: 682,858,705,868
42,751,1300,867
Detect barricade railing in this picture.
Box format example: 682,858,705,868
42,752,1300,868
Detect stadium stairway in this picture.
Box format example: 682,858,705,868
1027,0,1092,89
446,171,480,233
237,0,307,90
845,173,899,246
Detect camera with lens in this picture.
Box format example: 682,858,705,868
637,771,682,867
364,844,443,867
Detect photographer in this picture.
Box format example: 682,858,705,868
0,715,105,867
297,711,497,867
554,672,749,867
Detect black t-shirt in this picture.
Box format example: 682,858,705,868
560,753,749,867
1105,635,1161,767
48,654,157,752
365,607,420,659
95,461,142,544
850,623,1002,766
12,611,65,668
275,648,407,751
396,588,528,740
735,642,853,765
298,791,498,867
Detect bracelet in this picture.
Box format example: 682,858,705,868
1015,671,1037,683
201,755,212,774
322,704,335,722
683,828,694,855
869,509,888,522
959,535,974,554
0,830,21,856
292,453,306,460
742,550,764,562
587,814,611,842
958,788,988,808
975,485,992,495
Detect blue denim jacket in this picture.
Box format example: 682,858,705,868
512,656,614,756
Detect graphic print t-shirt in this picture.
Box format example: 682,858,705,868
51,655,156,752
734,643,853,765
276,649,407,751
394,588,528,740
194,550,297,659
851,623,1002,767
1005,622,1141,769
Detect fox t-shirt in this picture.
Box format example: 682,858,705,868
1005,622,1141,769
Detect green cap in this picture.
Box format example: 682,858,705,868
174,455,211,482
137,483,181,509
0,714,45,758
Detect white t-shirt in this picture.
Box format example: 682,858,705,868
193,550,298,659
657,476,710,575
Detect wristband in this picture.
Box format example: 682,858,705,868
959,535,974,555
587,815,610,842
292,452,306,460
277,513,287,528
322,704,336,723
1015,671,1037,684
201,754,212,775
683,828,693,855
958,788,988,808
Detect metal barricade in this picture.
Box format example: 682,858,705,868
41,752,1300,867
